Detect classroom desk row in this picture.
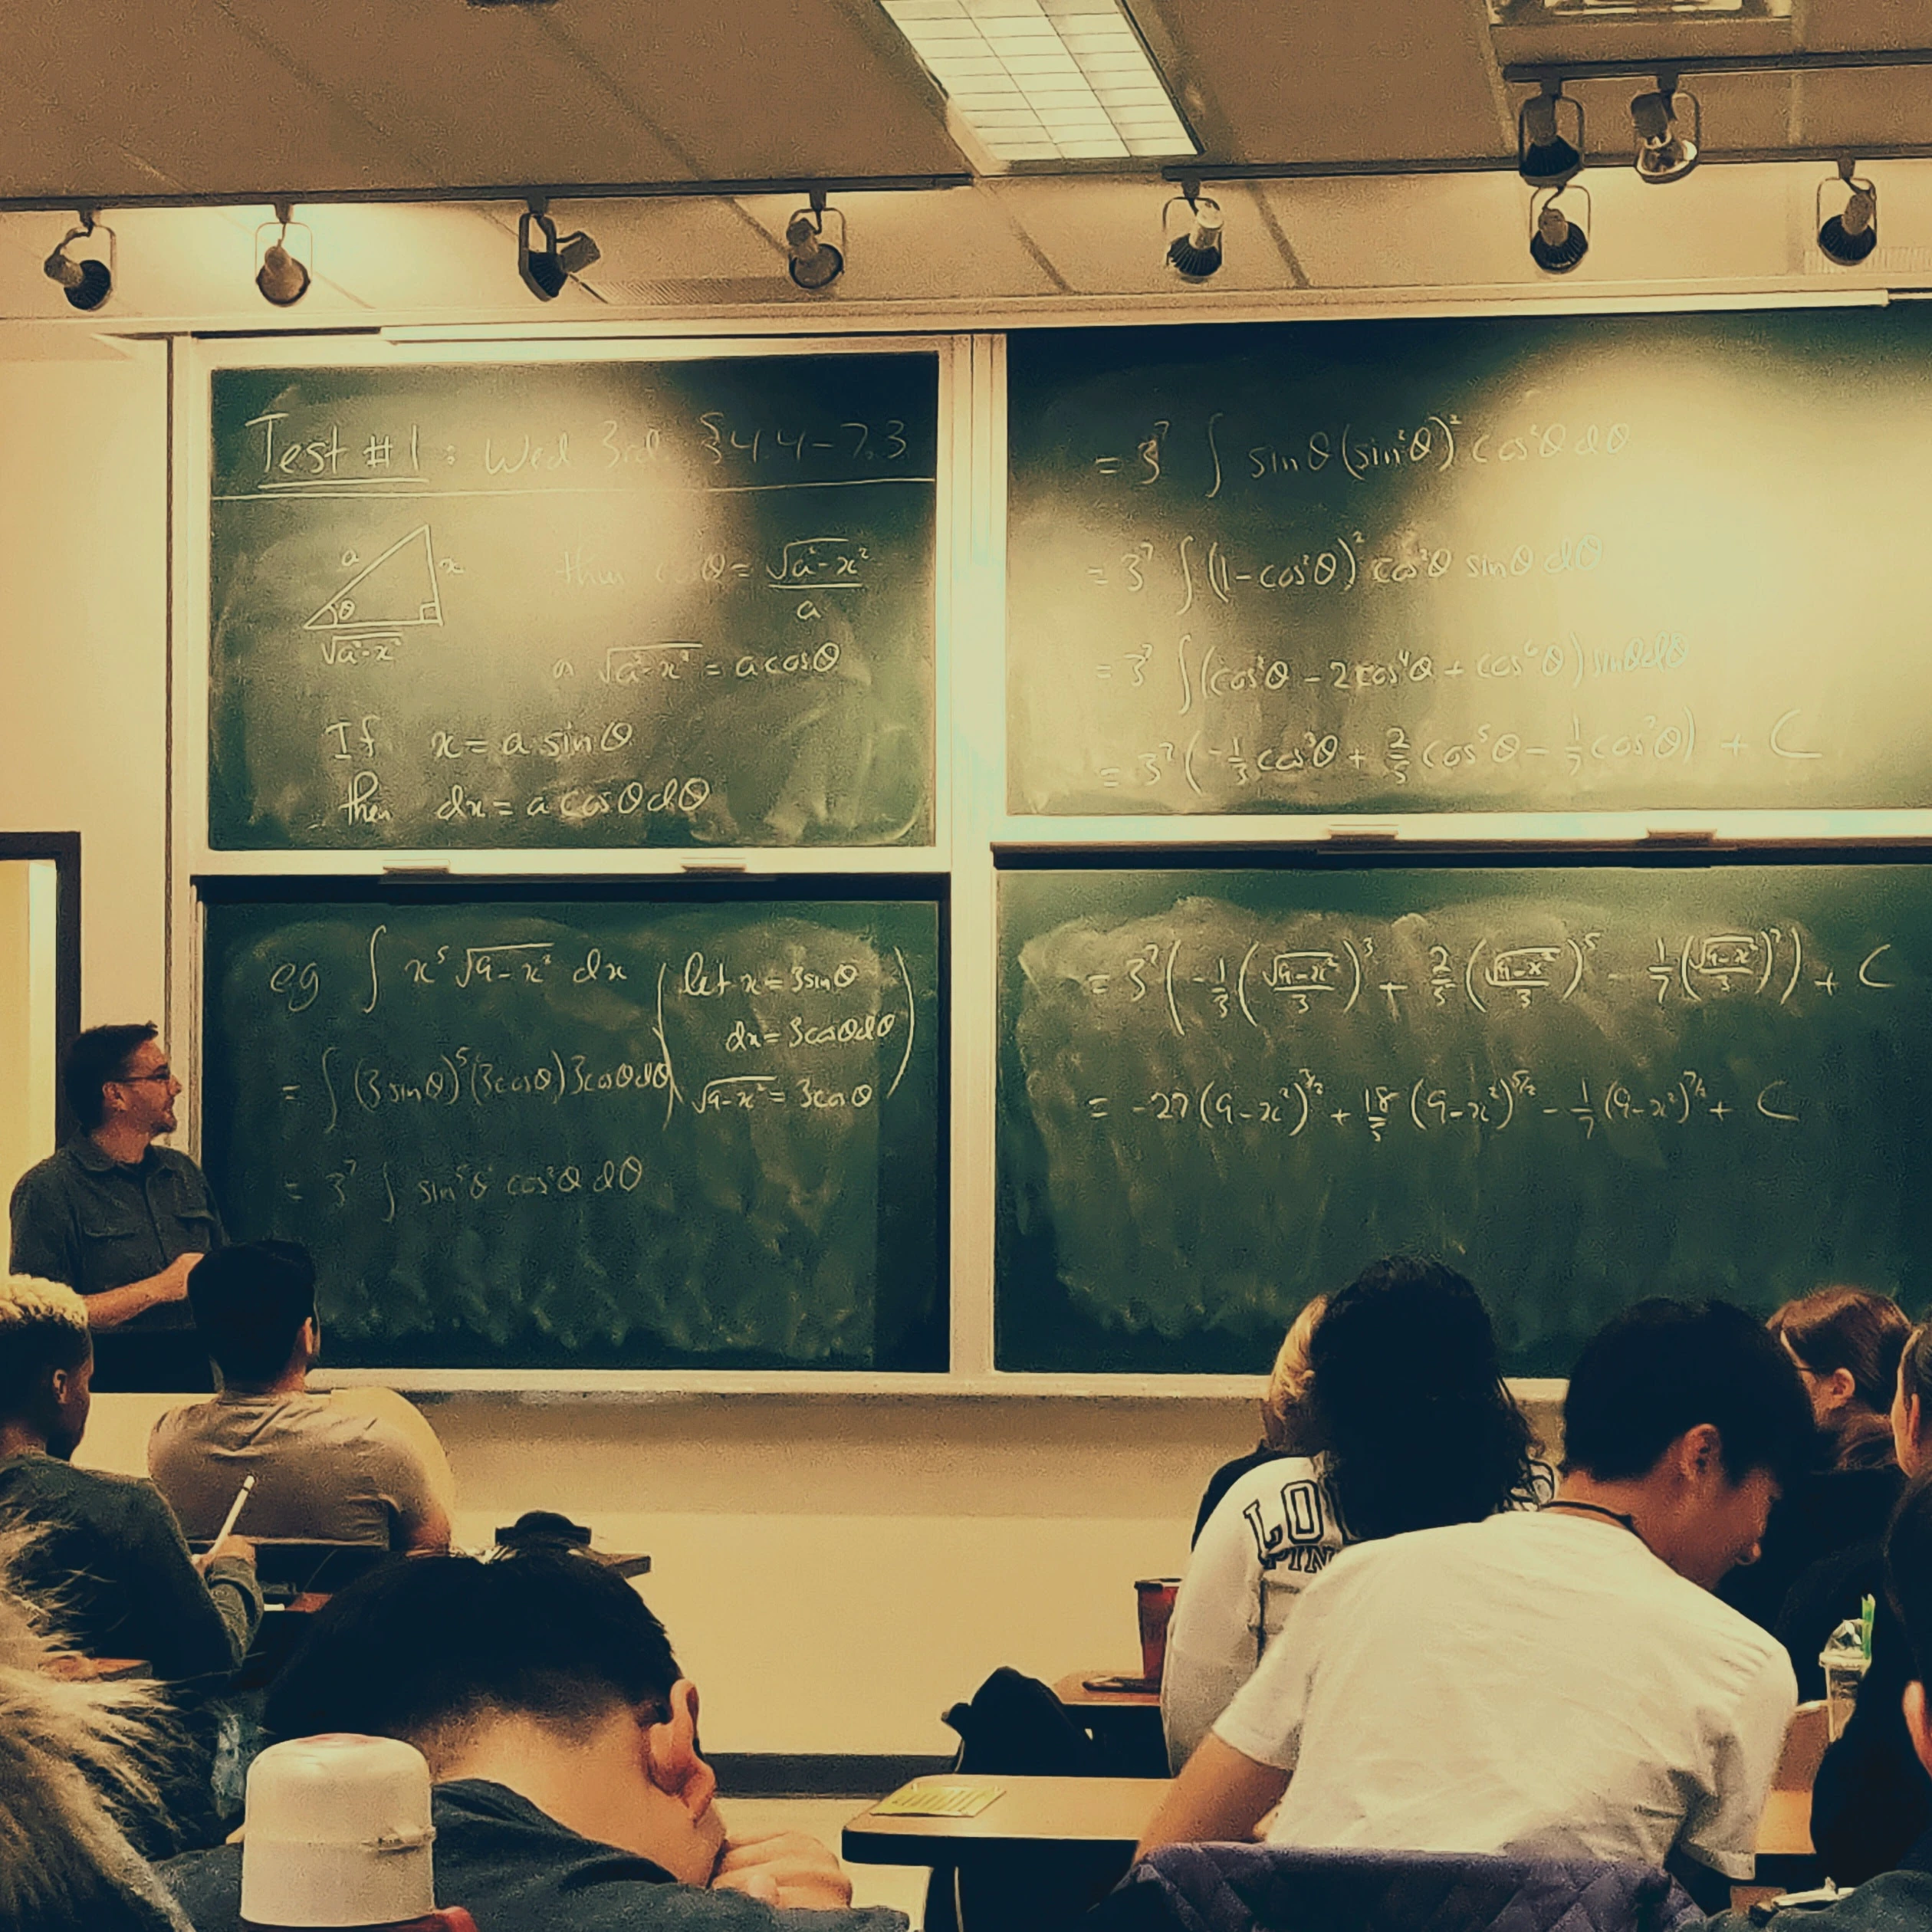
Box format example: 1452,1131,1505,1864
844,1702,1832,1891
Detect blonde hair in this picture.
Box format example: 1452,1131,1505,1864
0,1527,192,1928
1260,1295,1327,1452
0,1276,88,1336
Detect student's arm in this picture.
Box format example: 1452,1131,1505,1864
123,1485,261,1680
1135,1733,1289,1858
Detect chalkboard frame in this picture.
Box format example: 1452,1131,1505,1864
172,332,966,882
996,840,1932,1379
165,314,1932,1398
191,870,952,1390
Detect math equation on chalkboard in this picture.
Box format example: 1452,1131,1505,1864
202,895,945,1372
1007,312,1932,816
206,356,937,850
997,864,1932,1378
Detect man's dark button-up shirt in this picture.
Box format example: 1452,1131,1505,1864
8,1138,225,1331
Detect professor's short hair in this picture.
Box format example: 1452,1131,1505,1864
61,1024,158,1133
264,1552,682,1771
186,1241,316,1387
0,1278,90,1426
1563,1299,1813,1490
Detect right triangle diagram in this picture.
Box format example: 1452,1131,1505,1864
304,526,443,632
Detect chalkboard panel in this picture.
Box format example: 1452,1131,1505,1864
202,885,945,1372
1008,313,1932,815
998,858,1932,1375
209,354,936,849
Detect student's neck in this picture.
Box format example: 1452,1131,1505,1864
433,1710,693,1878
87,1122,151,1167
1548,1474,1656,1546
226,1363,309,1399
0,1421,51,1459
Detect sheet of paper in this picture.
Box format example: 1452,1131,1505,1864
870,1783,1003,1819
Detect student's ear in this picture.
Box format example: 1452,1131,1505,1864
1904,1681,1932,1785
642,1678,718,1825
1676,1422,1724,1484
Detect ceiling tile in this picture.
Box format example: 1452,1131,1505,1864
540,2,969,181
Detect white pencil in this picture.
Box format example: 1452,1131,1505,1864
212,1474,255,1545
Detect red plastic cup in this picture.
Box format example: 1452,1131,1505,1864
1135,1578,1181,1687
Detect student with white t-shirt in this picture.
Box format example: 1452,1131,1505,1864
1162,1260,1551,1769
1138,1300,1815,1913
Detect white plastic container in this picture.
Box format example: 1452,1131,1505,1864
1819,1621,1871,1742
241,1733,436,1929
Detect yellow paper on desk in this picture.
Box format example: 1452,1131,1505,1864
871,1783,1003,1818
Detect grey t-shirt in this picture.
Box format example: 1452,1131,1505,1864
149,1391,441,1548
163,1779,911,1932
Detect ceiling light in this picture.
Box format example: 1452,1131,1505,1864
43,213,113,312
1631,79,1699,184
1517,84,1583,189
1818,159,1878,265
878,0,1195,163
1529,186,1589,274
518,202,600,301
787,192,845,291
1164,189,1223,281
255,202,311,306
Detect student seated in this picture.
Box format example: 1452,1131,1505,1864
0,1526,195,1932
1710,1471,1932,1929
1722,1286,1910,1651
161,1548,909,1932
146,1240,452,1552
0,1275,259,1682
1162,1258,1549,1770
1137,1300,1813,1912
1809,1322,1932,1885
1188,1294,1327,1547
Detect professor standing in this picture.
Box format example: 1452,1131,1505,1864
10,1023,225,1392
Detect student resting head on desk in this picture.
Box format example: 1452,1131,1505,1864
1138,1298,1814,1915
160,1548,907,1932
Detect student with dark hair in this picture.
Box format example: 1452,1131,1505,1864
1723,1286,1912,1645
1163,1260,1548,1769
161,1550,909,1932
1806,1322,1932,1886
1708,1473,1932,1928
9,1022,225,1392
147,1240,452,1552
1138,1299,1813,1912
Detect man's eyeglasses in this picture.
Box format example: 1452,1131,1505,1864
116,1066,173,1085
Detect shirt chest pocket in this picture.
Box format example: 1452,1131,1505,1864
74,1204,156,1284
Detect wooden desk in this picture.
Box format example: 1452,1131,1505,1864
1055,1671,1166,1778
844,1775,1168,1868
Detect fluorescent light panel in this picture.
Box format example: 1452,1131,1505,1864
881,0,1196,161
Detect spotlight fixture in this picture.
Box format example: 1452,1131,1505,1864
255,202,311,306
786,192,844,292
1163,186,1224,281
1631,77,1700,184
1529,186,1590,274
1818,159,1878,265
518,202,600,301
43,212,113,312
1518,84,1584,189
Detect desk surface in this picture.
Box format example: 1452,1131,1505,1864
844,1776,1168,1866
1056,1671,1159,1708
844,1773,1810,1866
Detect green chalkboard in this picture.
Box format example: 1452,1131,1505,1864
202,884,945,1372
998,857,1932,1375
209,354,936,849
1008,312,1932,815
